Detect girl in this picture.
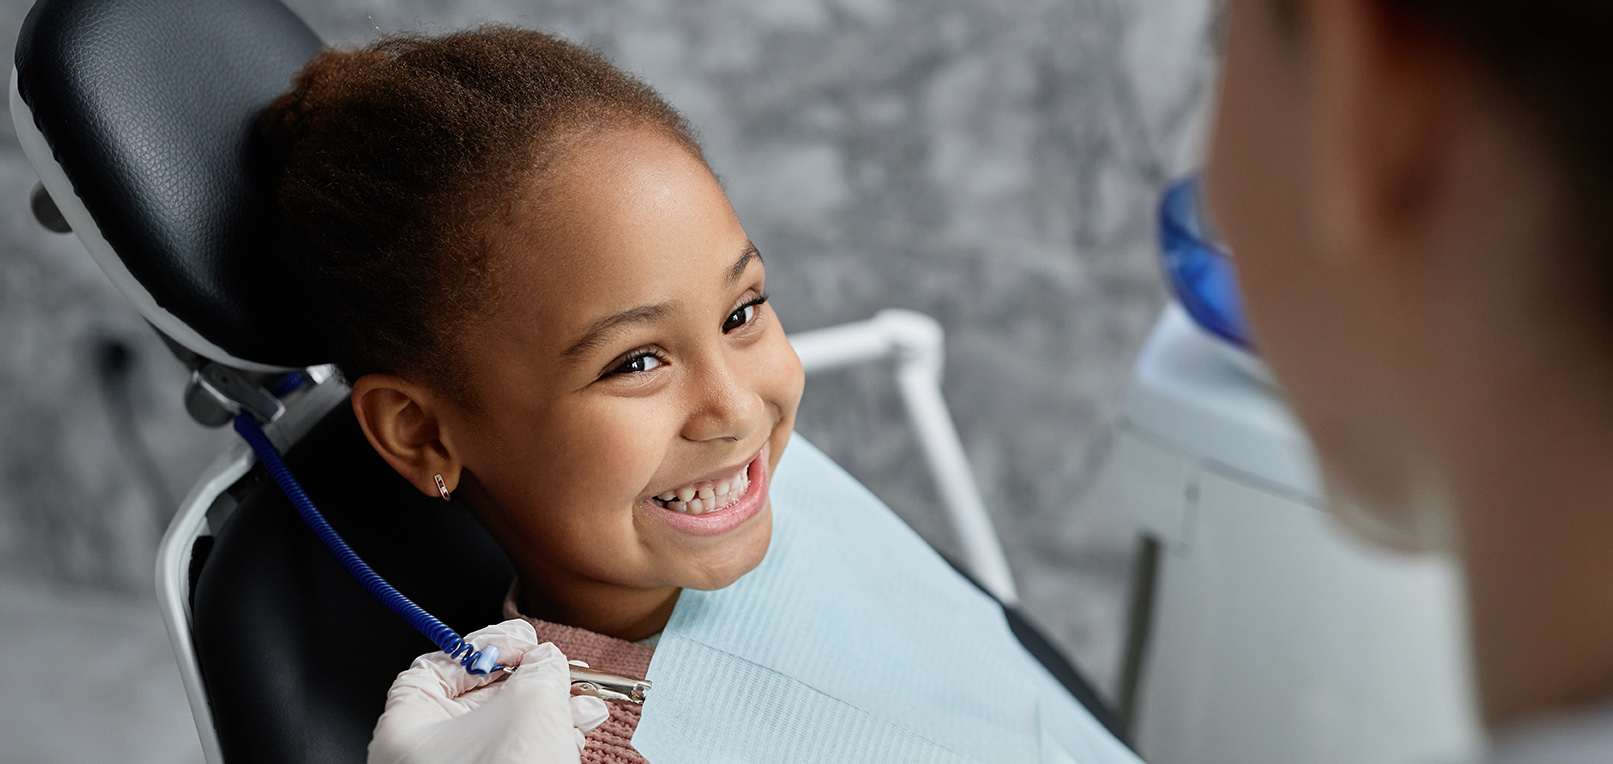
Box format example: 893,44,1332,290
259,26,805,762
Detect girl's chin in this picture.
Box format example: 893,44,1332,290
669,507,772,591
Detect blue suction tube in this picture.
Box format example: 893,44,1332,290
232,379,502,676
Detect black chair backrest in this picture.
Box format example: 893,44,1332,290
193,406,515,764
14,8,512,759
15,0,326,367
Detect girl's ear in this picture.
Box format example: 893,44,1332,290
350,374,463,500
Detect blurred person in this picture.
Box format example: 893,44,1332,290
1209,0,1613,759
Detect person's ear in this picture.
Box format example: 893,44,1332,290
1308,0,1454,265
350,374,463,500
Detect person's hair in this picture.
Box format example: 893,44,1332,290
1396,2,1613,220
257,25,704,401
1274,1,1613,272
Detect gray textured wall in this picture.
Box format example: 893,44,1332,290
0,0,1214,695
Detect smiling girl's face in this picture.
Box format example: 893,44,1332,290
358,125,803,638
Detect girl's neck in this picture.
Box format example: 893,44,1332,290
516,572,680,642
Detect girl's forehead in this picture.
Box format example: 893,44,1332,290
490,128,754,343
517,132,733,266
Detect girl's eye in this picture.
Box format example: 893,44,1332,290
723,305,755,333
610,352,664,376
724,295,768,333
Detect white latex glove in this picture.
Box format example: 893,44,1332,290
368,619,610,764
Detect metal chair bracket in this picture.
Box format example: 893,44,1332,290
185,362,286,427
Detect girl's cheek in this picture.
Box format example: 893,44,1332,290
548,403,668,498
761,334,804,470
606,409,680,491
761,331,805,412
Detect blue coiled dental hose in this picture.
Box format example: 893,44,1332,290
232,374,503,676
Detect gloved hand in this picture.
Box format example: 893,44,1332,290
368,619,610,764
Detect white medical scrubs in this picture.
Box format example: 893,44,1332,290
1481,701,1613,763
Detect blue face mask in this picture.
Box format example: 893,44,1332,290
1159,174,1253,352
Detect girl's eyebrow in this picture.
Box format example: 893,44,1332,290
728,242,762,284
563,243,762,360
563,302,676,359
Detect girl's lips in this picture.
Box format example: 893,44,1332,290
646,444,769,538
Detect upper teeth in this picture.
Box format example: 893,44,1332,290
655,467,751,515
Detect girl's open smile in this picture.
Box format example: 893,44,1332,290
645,443,768,537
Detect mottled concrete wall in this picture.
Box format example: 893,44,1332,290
0,0,1214,693
0,0,237,595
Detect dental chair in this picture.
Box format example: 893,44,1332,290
11,0,1123,761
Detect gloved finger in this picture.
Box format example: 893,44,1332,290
371,649,518,749
488,642,581,759
466,618,542,659
453,618,542,671
497,641,573,699
570,695,609,733
451,678,512,714
389,619,541,701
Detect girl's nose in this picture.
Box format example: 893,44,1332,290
681,360,763,444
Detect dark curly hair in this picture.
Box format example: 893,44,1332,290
257,25,704,402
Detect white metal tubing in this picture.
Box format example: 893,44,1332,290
893,352,1020,605
791,310,1020,605
787,316,895,373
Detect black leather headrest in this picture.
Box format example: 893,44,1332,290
15,0,326,368
193,407,515,764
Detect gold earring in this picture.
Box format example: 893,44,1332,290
433,473,451,502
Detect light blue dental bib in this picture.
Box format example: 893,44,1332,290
632,435,1141,764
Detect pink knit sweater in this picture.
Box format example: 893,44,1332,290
502,583,655,764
